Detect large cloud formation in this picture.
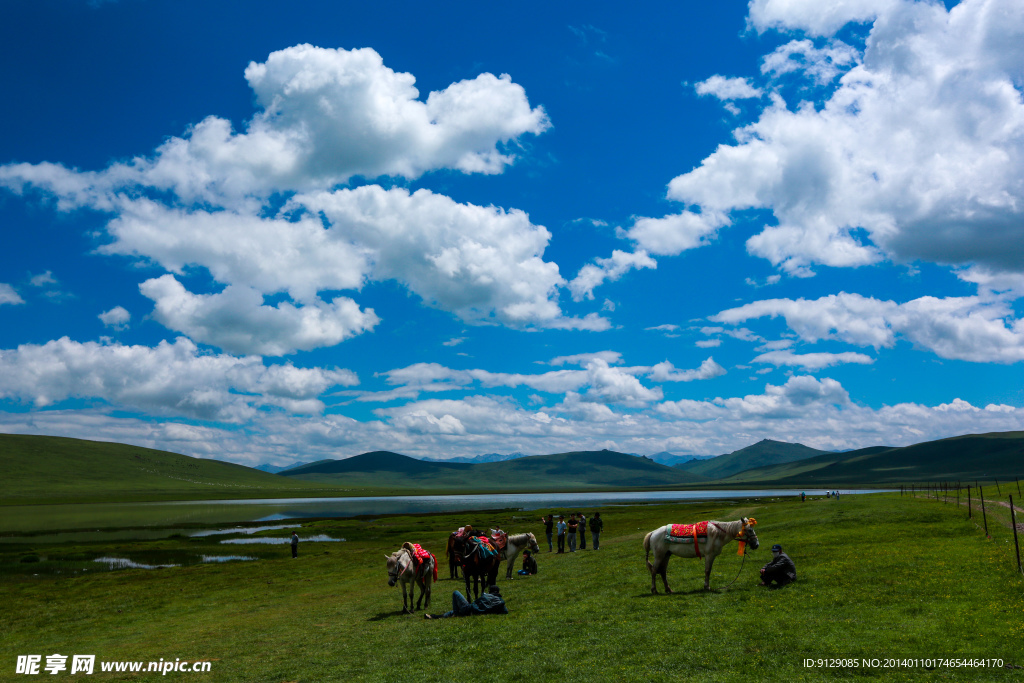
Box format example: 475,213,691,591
0,45,600,350
676,0,1024,276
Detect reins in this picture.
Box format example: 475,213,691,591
707,519,754,590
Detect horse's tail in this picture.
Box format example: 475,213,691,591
643,531,654,572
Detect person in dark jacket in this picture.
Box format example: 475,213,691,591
589,512,603,550
518,549,538,575
541,514,554,552
760,544,796,587
578,513,587,549
425,585,508,618
291,531,299,558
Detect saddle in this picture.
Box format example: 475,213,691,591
666,521,710,557
465,536,498,560
489,529,508,551
404,543,439,581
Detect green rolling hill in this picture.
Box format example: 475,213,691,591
281,449,707,490
722,432,1024,484
675,439,829,479
0,434,339,504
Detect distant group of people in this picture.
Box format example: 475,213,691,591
541,512,603,554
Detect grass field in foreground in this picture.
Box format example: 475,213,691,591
1,493,1022,682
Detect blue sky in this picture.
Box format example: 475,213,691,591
2,0,1024,465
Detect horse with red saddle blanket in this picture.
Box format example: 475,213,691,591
385,542,437,613
643,517,759,592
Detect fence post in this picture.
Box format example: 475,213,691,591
967,486,972,519
996,479,1001,495
1011,495,1022,575
1017,477,1021,496
980,486,989,538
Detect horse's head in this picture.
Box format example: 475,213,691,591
385,551,407,587
528,532,541,554
741,518,759,550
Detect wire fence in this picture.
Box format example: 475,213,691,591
901,480,1023,576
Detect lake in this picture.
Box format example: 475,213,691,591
0,488,886,536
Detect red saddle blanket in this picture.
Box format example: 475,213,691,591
670,521,708,538
409,543,438,582
490,529,508,550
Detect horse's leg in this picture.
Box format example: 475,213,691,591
400,581,409,613
424,568,432,610
704,555,715,590
649,546,663,594
659,554,672,594
413,576,423,612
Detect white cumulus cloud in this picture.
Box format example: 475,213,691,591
0,337,357,421
713,292,1024,363
139,275,378,356
98,306,131,331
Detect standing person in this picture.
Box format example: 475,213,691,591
589,511,603,550
556,515,567,553
578,513,587,549
567,514,578,553
291,531,299,558
541,514,554,552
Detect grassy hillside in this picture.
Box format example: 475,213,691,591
725,432,1024,484
0,434,343,505
677,439,829,479
282,449,707,490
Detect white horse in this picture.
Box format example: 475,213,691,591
501,532,541,579
385,542,435,613
643,518,759,592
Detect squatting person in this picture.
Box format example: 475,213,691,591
760,543,796,587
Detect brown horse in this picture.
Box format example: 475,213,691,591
445,532,460,579
450,535,500,599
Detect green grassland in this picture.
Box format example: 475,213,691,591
2,493,1022,682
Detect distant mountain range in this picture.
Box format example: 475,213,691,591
255,461,312,473
647,452,718,467
419,452,528,464
279,449,707,490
